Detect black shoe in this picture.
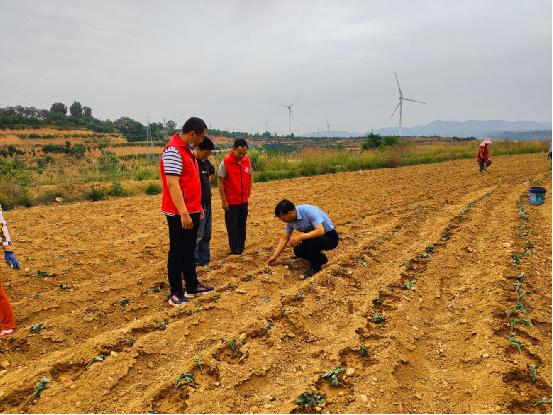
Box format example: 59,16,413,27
303,266,321,277
229,251,241,256
321,254,328,265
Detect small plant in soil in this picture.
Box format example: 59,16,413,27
227,283,237,291
157,319,169,331
118,298,130,309
296,392,325,408
294,292,304,301
194,354,203,372
528,364,538,383
372,313,385,324
359,345,368,357
441,228,451,241
126,338,136,347
59,283,71,290
36,270,49,278
526,241,534,249
519,207,528,220
32,377,50,399
402,279,416,290
30,323,43,333
228,338,240,357
262,320,274,334
512,300,528,315
426,244,435,252
511,253,521,265
533,397,552,406
322,366,345,386
507,335,523,352
509,319,530,332
372,297,383,308
175,372,194,388
85,354,106,369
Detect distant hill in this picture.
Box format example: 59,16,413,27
373,120,552,138
487,130,551,140
302,130,364,138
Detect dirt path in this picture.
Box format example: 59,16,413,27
0,153,550,413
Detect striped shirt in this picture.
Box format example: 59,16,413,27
160,145,197,216
161,146,183,176
0,204,13,247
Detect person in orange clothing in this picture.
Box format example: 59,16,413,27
477,138,492,173
0,203,20,336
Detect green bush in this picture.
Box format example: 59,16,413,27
108,181,128,197
145,182,162,195
85,187,106,201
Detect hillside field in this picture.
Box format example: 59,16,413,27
0,153,551,413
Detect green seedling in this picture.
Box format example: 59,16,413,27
148,285,162,293
85,354,106,369
59,283,71,290
227,283,237,291
280,307,288,316
118,298,130,309
157,319,169,331
533,397,552,406
30,323,43,333
402,279,416,290
509,319,530,332
405,264,415,271
441,228,451,240
526,241,534,249
372,313,385,324
229,338,240,357
511,253,521,265
296,392,325,407
359,345,368,357
359,259,368,267
528,364,538,384
194,354,203,372
322,366,345,386
507,335,523,352
32,377,50,399
262,320,274,334
126,338,136,347
36,270,49,278
512,300,528,314
399,260,409,267
294,292,304,301
519,207,528,220
175,372,194,388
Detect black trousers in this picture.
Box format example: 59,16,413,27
224,203,248,253
294,229,339,269
166,213,200,297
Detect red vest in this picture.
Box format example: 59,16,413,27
160,134,202,214
223,152,251,205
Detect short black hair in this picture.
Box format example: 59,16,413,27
198,137,215,151
233,138,248,149
275,199,295,217
182,117,207,134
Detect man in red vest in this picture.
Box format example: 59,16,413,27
160,117,214,307
218,139,253,255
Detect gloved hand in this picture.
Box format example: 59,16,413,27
4,251,19,269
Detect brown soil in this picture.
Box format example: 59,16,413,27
0,153,551,414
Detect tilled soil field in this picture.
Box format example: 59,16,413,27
0,153,551,414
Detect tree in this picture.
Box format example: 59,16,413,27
165,120,176,131
83,106,92,117
70,101,83,117
114,117,146,141
50,102,67,115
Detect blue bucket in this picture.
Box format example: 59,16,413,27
529,187,546,205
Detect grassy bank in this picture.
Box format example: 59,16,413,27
0,140,548,209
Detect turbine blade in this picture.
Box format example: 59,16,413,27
395,72,403,97
390,101,401,119
290,109,295,121
403,98,426,104
292,92,303,106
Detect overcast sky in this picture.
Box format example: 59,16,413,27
0,0,551,134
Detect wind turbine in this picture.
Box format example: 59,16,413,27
272,94,301,135
390,72,426,136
